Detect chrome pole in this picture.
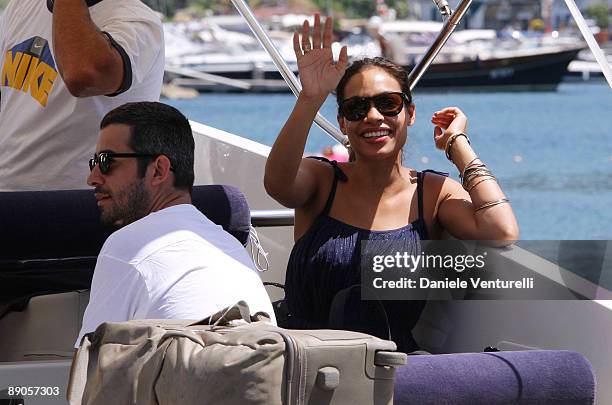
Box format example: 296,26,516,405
230,0,349,146
563,0,612,88
251,209,295,227
408,0,473,92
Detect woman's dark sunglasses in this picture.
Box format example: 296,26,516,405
339,92,408,122
89,152,156,174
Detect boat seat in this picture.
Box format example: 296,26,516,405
0,185,251,361
0,290,90,361
394,350,595,404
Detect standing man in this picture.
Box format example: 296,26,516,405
75,101,275,346
0,0,164,191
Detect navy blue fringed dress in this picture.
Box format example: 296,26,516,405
284,158,445,353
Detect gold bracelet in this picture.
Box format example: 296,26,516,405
445,132,470,161
467,176,497,192
463,168,493,189
474,198,510,212
460,157,481,178
464,169,492,179
461,164,487,180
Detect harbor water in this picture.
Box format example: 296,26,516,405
165,81,612,240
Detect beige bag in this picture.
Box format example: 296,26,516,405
68,302,406,405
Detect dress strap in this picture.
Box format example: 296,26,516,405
416,169,448,221
416,171,425,221
307,156,348,216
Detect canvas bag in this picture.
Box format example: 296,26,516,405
68,302,406,405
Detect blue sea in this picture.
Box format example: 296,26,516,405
165,80,612,240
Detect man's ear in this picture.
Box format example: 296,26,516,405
150,155,172,186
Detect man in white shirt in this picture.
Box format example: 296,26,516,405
75,101,275,347
0,0,164,191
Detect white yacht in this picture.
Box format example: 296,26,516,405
376,19,585,89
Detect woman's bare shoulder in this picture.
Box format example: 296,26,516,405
299,157,339,205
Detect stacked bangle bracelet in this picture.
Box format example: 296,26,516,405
460,158,497,191
474,198,510,212
445,132,470,161
459,157,510,211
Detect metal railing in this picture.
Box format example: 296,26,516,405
230,0,348,147
407,0,472,92
251,209,295,227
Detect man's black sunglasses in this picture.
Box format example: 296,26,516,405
89,152,157,174
339,92,409,122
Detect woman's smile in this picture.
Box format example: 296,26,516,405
360,127,393,143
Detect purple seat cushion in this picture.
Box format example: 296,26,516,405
394,350,595,405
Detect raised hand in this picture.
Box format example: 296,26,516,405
293,14,348,101
431,107,469,151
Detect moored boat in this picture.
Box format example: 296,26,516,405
164,17,584,92
402,45,582,90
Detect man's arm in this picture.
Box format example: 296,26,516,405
1,9,5,104
52,0,124,97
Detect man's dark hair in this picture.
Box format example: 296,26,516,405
100,101,195,192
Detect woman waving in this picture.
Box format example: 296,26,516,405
264,14,519,352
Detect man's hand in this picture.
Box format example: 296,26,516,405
52,0,124,97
